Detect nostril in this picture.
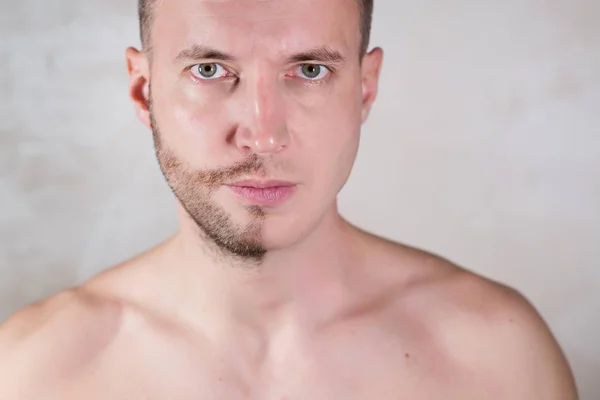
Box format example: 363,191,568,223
233,123,290,154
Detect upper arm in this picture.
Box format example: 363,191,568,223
486,290,578,399
447,280,578,399
425,272,578,400
0,296,65,397
0,289,124,396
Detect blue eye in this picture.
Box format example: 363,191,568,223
297,64,330,80
190,63,228,80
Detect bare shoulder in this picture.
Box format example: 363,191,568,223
0,287,123,351
371,237,578,399
0,241,176,395
0,238,172,347
0,287,124,394
425,271,577,398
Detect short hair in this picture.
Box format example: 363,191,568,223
138,0,374,56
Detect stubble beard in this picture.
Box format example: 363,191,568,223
149,102,268,266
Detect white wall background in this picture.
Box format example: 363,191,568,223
1,0,598,397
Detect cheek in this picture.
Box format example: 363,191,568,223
289,81,362,192
178,83,233,135
156,85,232,167
294,77,362,147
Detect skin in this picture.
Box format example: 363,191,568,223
0,0,578,398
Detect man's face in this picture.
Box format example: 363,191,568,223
129,0,382,262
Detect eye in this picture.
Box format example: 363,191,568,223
190,63,229,80
296,64,330,80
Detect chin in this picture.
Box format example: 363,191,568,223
259,212,321,251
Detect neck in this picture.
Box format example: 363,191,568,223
158,204,366,333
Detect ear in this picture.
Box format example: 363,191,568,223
360,47,384,124
126,47,151,129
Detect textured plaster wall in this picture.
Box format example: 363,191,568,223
1,0,598,397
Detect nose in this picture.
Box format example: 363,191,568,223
233,74,290,155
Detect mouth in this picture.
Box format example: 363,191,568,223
225,180,297,206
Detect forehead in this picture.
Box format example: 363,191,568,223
151,0,361,61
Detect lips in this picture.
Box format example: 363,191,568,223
228,180,296,189
226,180,297,205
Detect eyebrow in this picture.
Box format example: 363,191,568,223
174,44,346,65
175,45,236,63
286,46,346,65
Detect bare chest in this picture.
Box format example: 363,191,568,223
57,365,467,400
52,337,473,400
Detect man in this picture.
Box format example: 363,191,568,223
0,0,578,398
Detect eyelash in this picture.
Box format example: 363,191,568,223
188,64,235,82
187,63,335,84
